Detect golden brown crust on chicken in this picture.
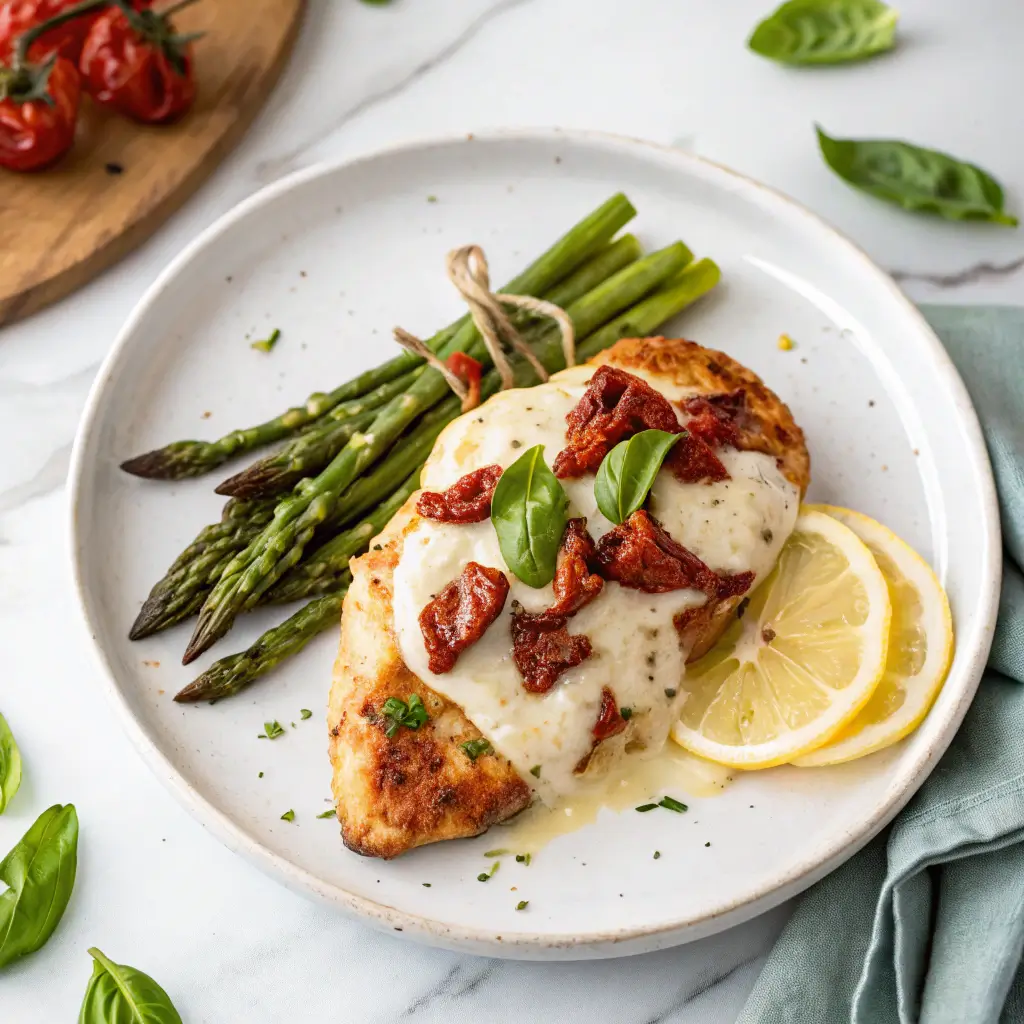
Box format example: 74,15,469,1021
328,337,810,858
589,336,810,494
328,523,530,859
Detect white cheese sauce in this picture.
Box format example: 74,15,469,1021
391,364,799,805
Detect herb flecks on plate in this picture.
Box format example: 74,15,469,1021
251,328,281,353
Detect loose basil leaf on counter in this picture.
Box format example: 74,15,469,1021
0,803,78,969
817,127,1019,226
0,712,22,814
78,946,183,1024
491,445,569,588
748,0,898,65
594,429,680,525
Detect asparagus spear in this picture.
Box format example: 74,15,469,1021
120,358,437,481
129,497,278,640
214,233,646,501
174,591,349,703
183,194,641,661
576,257,722,362
174,255,724,696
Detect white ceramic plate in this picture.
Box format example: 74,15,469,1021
69,130,1000,960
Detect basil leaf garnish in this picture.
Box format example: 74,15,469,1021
0,713,22,814
594,429,680,525
491,445,569,588
749,0,898,65
78,947,183,1024
0,803,78,968
817,127,1018,226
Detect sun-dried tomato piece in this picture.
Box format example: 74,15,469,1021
416,465,503,524
592,686,627,742
510,603,592,694
596,510,754,598
666,432,730,484
419,562,509,674
680,391,746,449
548,518,603,617
553,366,680,478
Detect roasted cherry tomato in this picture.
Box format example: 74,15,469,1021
0,0,103,62
79,3,195,124
0,53,80,170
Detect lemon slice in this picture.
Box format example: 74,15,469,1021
792,506,953,767
670,509,891,769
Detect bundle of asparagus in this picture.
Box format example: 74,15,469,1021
122,193,723,702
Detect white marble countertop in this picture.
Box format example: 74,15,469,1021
1,1,1021,1019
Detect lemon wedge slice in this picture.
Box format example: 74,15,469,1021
670,509,891,769
792,506,953,767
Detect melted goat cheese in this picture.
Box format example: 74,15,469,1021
391,365,799,805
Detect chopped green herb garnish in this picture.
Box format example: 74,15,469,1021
251,328,281,353
653,851,661,860
427,195,438,203
658,795,688,813
635,803,659,812
516,900,529,911
620,706,633,721
280,809,295,822
422,882,432,887
484,849,509,858
290,722,296,728
515,853,532,866
259,720,285,739
477,861,500,882
258,771,264,778
300,709,313,720
529,764,542,778
317,809,336,819
460,738,492,761
381,694,429,738
705,841,711,847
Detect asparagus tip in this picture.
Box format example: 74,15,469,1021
213,464,282,499
120,450,176,479
173,679,206,703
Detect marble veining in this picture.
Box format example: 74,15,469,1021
0,0,1021,1020
889,254,1024,289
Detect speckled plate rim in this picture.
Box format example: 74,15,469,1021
68,128,1001,959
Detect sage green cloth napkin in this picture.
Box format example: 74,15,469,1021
739,306,1024,1024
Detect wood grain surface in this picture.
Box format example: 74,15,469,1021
0,0,304,327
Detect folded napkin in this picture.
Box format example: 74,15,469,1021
739,306,1024,1024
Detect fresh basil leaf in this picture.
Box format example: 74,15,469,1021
491,445,569,588
817,126,1018,226
594,429,680,525
0,803,78,968
78,946,183,1024
0,713,22,814
748,0,897,65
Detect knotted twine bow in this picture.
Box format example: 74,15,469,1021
393,245,576,412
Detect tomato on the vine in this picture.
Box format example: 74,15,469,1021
0,0,102,62
79,2,196,124
0,52,80,170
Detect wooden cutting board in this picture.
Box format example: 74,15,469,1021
0,0,304,326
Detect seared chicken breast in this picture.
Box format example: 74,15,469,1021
328,337,809,858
